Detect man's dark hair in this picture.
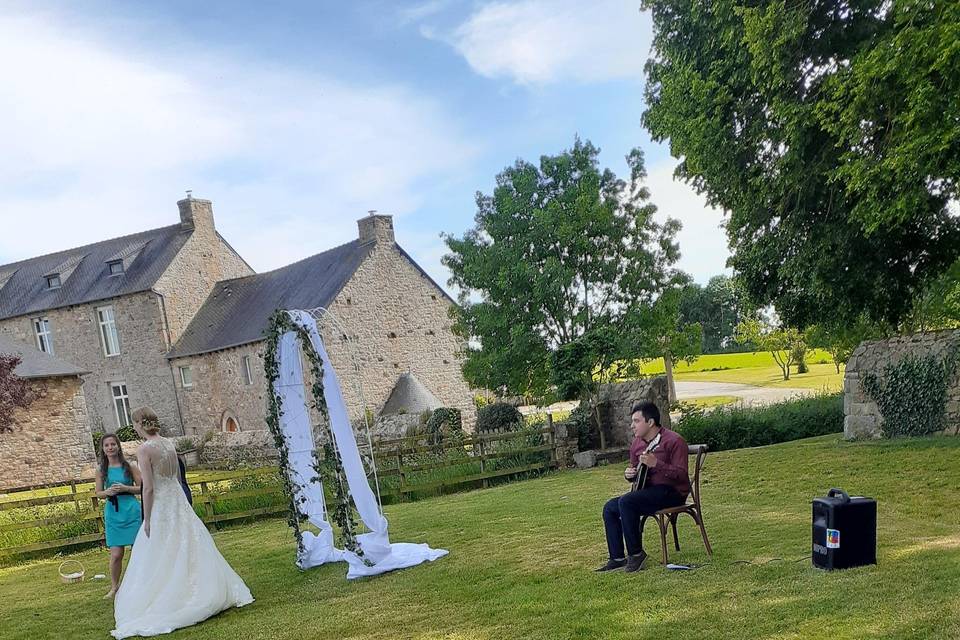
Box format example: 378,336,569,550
631,401,661,426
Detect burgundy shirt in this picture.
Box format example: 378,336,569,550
628,427,691,499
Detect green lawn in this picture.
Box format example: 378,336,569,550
640,349,837,375
686,395,740,408
634,351,845,393
2,434,959,639
675,362,845,392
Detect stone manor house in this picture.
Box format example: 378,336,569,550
0,197,475,451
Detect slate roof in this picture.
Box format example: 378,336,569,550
167,240,375,359
0,335,88,379
379,372,443,416
0,225,190,321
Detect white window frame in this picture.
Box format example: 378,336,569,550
33,317,54,355
96,305,120,357
179,366,193,388
241,355,253,385
111,383,132,428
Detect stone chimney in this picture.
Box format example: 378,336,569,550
358,212,395,245
178,193,216,235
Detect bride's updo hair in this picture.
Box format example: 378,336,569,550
131,406,162,435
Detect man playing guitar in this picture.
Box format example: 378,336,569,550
596,401,691,573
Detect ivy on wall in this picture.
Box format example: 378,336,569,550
861,346,959,438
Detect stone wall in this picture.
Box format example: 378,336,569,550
153,198,254,344
0,376,96,490
171,236,477,438
326,240,477,430
198,430,278,468
844,329,960,439
170,343,266,435
0,291,181,437
597,377,671,447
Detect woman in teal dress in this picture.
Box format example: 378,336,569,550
95,434,142,599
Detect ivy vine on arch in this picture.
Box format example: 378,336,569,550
262,309,364,561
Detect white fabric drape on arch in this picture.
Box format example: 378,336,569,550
274,310,447,578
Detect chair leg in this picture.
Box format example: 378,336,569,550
693,508,713,556
656,516,669,565
670,514,680,551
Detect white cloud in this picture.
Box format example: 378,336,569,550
646,162,731,284
399,0,458,25
0,10,477,273
430,0,651,85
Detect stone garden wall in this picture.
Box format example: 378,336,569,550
843,329,960,439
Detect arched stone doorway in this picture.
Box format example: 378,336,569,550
221,411,240,433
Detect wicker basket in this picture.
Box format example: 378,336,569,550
58,559,85,584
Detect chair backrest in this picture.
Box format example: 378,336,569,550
688,444,708,507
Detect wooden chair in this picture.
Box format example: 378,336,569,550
641,444,713,565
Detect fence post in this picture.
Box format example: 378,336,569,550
70,480,80,515
546,413,557,467
478,438,488,489
200,482,216,530
396,448,405,501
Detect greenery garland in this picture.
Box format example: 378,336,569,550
263,310,365,562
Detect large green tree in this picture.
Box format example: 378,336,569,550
642,0,960,328
443,139,685,411
678,274,744,353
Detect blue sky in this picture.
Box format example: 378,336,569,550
0,0,728,289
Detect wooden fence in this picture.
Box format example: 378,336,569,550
0,468,287,559
1,419,568,560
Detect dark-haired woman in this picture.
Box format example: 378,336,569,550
95,433,142,599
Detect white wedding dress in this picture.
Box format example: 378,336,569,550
112,437,253,639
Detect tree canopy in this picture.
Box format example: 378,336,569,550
642,0,960,328
442,139,686,400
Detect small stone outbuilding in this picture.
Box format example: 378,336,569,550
0,336,95,489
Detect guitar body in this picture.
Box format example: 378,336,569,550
631,432,662,492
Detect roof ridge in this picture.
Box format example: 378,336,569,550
208,238,362,287
0,223,184,272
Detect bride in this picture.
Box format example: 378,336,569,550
112,407,253,639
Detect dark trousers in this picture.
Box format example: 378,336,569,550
602,484,684,558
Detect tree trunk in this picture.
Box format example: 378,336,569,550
664,351,676,404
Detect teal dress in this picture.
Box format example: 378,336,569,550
104,467,142,548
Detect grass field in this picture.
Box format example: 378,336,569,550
2,434,959,639
637,350,845,393
686,395,740,408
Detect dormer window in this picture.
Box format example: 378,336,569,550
108,260,124,276
46,274,61,289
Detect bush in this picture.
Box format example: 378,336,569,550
475,402,523,433
115,425,139,442
675,393,843,452
557,402,595,451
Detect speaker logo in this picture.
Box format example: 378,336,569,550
826,528,840,549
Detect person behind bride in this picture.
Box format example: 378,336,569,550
111,407,253,639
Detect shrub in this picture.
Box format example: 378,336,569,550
175,437,196,452
91,431,104,450
115,425,139,442
475,402,523,433
861,348,959,438
675,392,843,452
557,402,595,451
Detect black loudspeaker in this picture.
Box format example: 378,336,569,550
812,488,877,570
